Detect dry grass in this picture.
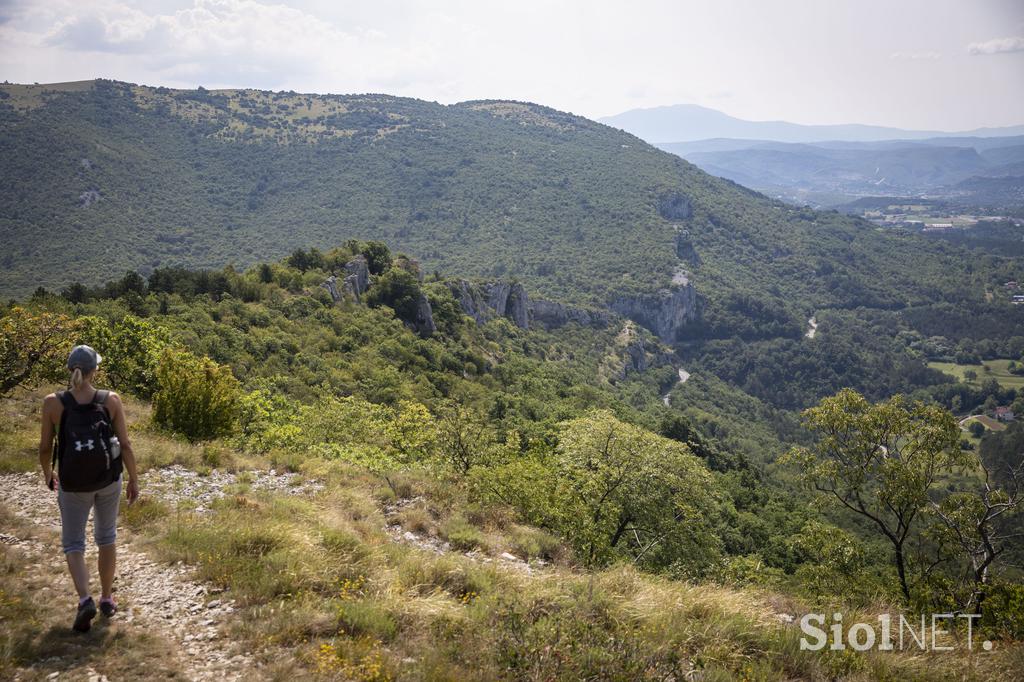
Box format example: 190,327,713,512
3,387,1023,680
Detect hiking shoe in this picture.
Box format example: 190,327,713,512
99,598,117,618
73,597,97,632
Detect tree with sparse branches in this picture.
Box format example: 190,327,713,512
784,389,964,600
929,455,1023,612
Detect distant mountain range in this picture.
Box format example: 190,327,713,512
598,104,1024,144
596,105,1024,208
656,136,1024,208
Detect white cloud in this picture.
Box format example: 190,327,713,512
1,0,1023,130
967,35,1024,55
19,0,433,90
889,50,941,60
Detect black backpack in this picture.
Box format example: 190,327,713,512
53,390,122,492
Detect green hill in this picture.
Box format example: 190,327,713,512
0,80,1007,313
3,79,1023,416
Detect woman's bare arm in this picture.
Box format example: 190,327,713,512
38,394,59,488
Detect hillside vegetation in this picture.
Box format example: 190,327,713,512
3,80,1024,679
6,79,1024,420
0,80,1012,317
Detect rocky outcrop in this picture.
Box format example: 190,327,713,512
447,279,530,329
623,327,648,375
603,322,676,382
78,189,101,207
322,255,370,303
529,299,610,330
322,275,343,303
447,279,611,331
657,192,692,221
447,279,489,324
343,255,370,300
485,281,530,329
411,293,436,337
611,280,698,342
674,229,701,265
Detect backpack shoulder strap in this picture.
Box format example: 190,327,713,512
53,391,74,470
92,390,113,429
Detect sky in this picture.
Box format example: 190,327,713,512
1,0,1022,131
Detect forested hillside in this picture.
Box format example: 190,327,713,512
6,79,1024,421
3,243,1023,678
0,80,1011,316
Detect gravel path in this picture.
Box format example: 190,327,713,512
0,470,281,681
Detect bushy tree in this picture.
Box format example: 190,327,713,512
477,411,719,571
364,269,423,323
153,348,241,442
0,307,81,396
77,315,172,398
434,400,501,475
360,240,392,275
554,411,719,569
784,389,964,600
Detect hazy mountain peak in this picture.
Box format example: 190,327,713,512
599,104,1024,144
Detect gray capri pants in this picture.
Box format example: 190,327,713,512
57,478,122,554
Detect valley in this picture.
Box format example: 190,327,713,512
2,79,1023,680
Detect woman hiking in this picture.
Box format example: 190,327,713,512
39,345,140,632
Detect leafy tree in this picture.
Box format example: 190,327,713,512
434,400,500,475
360,241,392,275
552,410,718,569
153,347,241,442
0,307,80,396
364,269,423,323
77,315,172,398
784,389,963,600
787,521,873,599
969,421,986,438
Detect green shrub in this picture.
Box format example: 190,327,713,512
440,516,484,551
364,268,423,324
153,347,241,442
509,525,563,562
336,598,398,642
982,581,1024,640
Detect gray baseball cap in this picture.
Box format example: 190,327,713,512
67,345,103,371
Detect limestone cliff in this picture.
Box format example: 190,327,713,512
447,280,531,329
529,299,611,330
411,293,436,337
343,255,370,300
610,275,698,343
447,279,609,331
600,322,676,382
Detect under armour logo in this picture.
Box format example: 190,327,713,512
74,440,94,451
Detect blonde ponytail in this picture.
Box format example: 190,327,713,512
70,367,84,390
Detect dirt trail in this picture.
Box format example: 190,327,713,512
1,471,260,681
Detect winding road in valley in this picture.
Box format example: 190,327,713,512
662,367,691,406
805,316,818,339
